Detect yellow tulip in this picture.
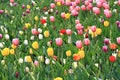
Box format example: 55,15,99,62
44,31,50,37
1,48,10,56
65,13,70,19
54,77,63,80
104,21,109,27
66,50,71,57
47,47,54,57
10,49,15,55
32,41,39,49
78,50,85,59
25,56,32,62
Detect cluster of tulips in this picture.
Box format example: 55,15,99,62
0,0,120,80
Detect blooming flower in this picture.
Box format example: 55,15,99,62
10,49,15,55
55,38,63,46
109,55,116,62
1,47,10,56
65,13,70,19
78,50,85,59
32,41,39,49
25,56,32,62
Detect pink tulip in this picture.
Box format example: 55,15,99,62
87,3,93,10
10,0,14,3
118,0,120,6
85,0,89,6
71,10,78,16
102,45,108,52
77,30,83,35
75,0,80,4
71,2,77,7
69,6,74,12
50,3,56,9
12,38,19,46
103,3,109,9
55,38,63,46
117,37,120,44
93,7,100,15
75,20,80,24
65,1,70,6
61,12,65,18
0,34,2,39
104,38,110,45
76,40,82,49
91,26,96,32
81,5,86,11
66,29,72,35
75,6,80,11
104,9,112,18
34,60,39,66
31,28,37,35
83,38,90,46
76,23,83,30
50,16,55,22
96,1,102,8
0,10,4,14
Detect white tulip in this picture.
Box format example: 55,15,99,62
72,62,78,69
38,34,43,40
19,58,23,64
5,34,9,40
0,42,4,48
38,28,42,33
45,58,50,65
30,36,35,40
25,67,29,72
24,40,28,45
1,60,5,65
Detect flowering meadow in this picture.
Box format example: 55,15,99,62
0,0,120,80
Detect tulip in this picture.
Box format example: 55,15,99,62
118,0,120,6
83,38,90,46
55,38,63,46
104,38,110,45
91,26,96,32
0,10,4,14
10,0,14,3
15,71,19,78
61,12,65,18
104,9,112,18
12,38,19,46
50,3,56,9
117,37,120,44
109,55,116,62
75,23,83,30
93,7,100,15
81,5,86,11
50,16,55,22
0,34,2,39
34,60,39,66
76,40,82,49
102,45,108,52
66,29,72,35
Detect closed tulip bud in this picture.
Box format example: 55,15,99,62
50,3,56,9
83,38,90,46
102,45,108,52
38,28,42,33
76,40,82,49
104,38,110,45
34,60,39,66
0,42,4,48
5,34,10,40
55,38,63,46
116,37,120,44
91,26,96,32
109,55,116,62
38,34,43,40
19,58,23,64
72,62,78,69
45,58,50,65
24,40,28,45
24,56,32,62
25,67,29,72
12,38,19,46
47,47,54,57
50,16,55,22
30,36,35,40
0,34,2,39
1,60,5,65
66,29,72,35
44,31,50,37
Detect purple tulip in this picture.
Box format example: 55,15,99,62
0,34,2,39
102,45,108,52
22,4,25,9
104,38,110,45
